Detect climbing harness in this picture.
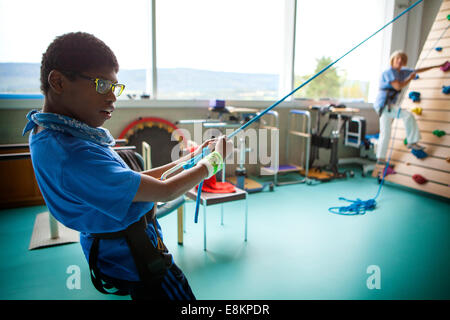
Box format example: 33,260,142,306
89,208,173,295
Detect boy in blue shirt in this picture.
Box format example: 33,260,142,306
23,32,232,300
373,50,444,162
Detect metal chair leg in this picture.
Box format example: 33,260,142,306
203,204,207,251
245,193,248,242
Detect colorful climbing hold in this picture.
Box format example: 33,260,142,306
409,91,421,102
448,14,450,21
441,61,450,72
447,157,450,163
403,138,408,145
411,149,427,159
377,166,396,183
414,74,419,80
384,166,396,176
435,47,442,52
412,174,428,185
443,86,450,94
432,130,446,137
411,107,422,115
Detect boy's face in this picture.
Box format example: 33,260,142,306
62,67,118,128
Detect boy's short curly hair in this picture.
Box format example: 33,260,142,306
40,32,119,95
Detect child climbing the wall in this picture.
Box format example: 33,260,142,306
22,32,233,300
373,50,445,164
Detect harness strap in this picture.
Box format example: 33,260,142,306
89,237,128,295
379,88,400,116
88,208,172,295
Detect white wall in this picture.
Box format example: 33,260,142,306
389,0,442,68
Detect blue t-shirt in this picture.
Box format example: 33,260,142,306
373,67,414,114
29,128,158,281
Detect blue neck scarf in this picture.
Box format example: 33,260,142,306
22,109,115,147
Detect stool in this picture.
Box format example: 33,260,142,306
185,187,248,251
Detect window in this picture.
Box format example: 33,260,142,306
0,0,149,98
293,0,387,102
0,0,390,102
155,0,284,100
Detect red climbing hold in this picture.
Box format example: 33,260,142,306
441,61,450,72
412,174,428,184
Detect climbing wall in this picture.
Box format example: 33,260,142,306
373,0,450,199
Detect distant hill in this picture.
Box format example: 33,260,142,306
0,63,279,100
0,63,42,93
0,63,369,101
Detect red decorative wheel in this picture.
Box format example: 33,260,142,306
119,117,187,168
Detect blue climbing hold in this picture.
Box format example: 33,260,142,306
443,86,450,94
414,74,419,80
409,91,421,102
435,47,443,52
411,149,427,159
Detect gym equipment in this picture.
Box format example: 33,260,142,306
371,1,450,199
432,130,446,137
308,104,359,180
338,115,376,177
204,120,273,193
443,86,450,94
260,109,312,185
412,174,428,184
411,107,422,115
411,149,428,159
408,91,421,102
226,131,274,193
178,106,273,193
441,61,450,72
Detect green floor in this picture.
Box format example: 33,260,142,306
1,169,449,300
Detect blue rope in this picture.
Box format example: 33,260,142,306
182,146,211,223
328,198,377,215
194,180,203,223
329,96,412,214
193,147,211,223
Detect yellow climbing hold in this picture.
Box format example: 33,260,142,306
411,107,422,115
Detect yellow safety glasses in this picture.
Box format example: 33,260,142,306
77,73,125,97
